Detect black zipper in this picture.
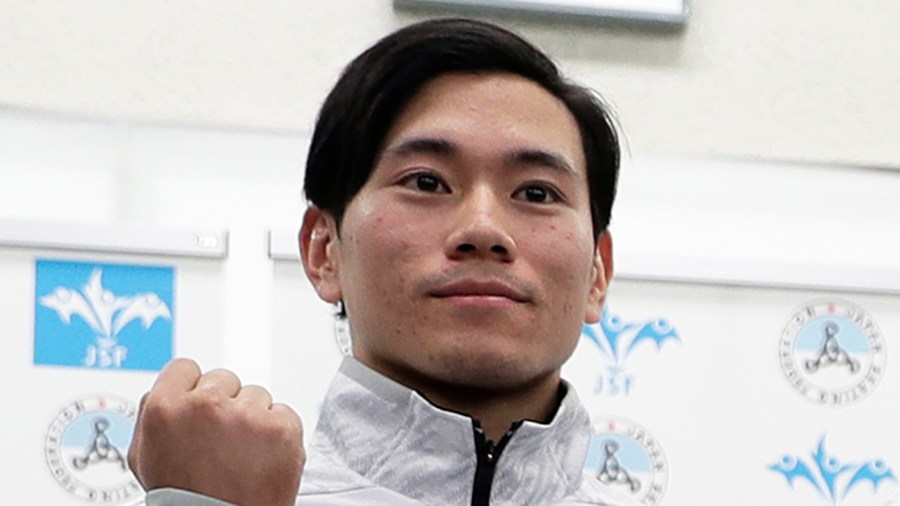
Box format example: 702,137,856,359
470,420,523,506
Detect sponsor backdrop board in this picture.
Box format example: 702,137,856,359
564,280,899,505
0,247,226,505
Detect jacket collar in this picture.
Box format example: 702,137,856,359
310,357,592,505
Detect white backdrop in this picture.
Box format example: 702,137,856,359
1,110,898,504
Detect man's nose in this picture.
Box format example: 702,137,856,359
444,187,516,262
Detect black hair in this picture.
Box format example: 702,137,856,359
304,17,619,240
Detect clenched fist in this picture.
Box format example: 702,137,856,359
128,358,304,506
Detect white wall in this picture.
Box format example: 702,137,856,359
1,0,898,168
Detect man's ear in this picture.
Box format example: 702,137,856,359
299,206,343,304
584,231,614,324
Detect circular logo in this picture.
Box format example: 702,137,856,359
780,299,886,406
44,394,141,502
584,417,668,505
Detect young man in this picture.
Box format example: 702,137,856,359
129,18,633,506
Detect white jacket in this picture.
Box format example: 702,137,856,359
146,358,637,506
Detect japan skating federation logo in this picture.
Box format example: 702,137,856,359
584,417,668,505
581,308,680,396
44,395,142,503
769,436,896,504
779,299,886,405
34,259,174,371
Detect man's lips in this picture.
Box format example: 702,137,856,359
428,279,531,303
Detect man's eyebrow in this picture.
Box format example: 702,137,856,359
511,149,578,176
381,137,457,159
381,137,577,176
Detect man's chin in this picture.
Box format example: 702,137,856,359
417,354,562,395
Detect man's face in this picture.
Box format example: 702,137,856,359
304,72,610,393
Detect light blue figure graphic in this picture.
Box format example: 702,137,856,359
805,322,860,374
582,308,680,395
35,260,174,371
597,439,641,492
769,436,896,504
583,308,680,366
72,417,127,471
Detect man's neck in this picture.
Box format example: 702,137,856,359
358,359,564,442
421,378,563,442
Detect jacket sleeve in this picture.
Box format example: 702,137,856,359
144,489,237,506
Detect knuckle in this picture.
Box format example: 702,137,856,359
206,368,241,384
186,391,226,417
243,384,269,394
143,390,220,424
276,405,304,434
167,357,201,373
169,357,196,367
281,416,304,442
240,384,271,400
140,394,179,428
257,415,300,445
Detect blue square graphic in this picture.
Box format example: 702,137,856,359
34,259,175,371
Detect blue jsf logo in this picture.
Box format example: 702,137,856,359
581,309,680,396
769,437,896,505
34,259,174,371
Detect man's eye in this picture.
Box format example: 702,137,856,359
401,173,449,193
514,184,561,203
